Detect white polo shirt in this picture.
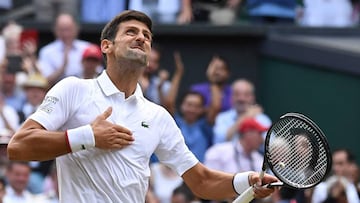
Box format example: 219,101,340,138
30,70,198,203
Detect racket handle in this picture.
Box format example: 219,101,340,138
232,186,254,203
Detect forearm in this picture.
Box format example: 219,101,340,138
47,65,66,86
7,121,70,161
183,163,243,200
206,84,222,125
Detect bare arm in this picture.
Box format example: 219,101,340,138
162,51,184,116
177,0,193,24
206,84,222,125
7,107,134,161
182,163,277,200
46,46,70,86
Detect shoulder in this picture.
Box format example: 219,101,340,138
51,77,94,95
39,41,59,54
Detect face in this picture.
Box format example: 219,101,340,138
6,163,31,193
180,94,205,123
24,87,46,106
242,130,263,151
55,14,78,45
171,193,187,203
206,57,229,84
82,58,101,78
332,150,350,176
104,20,152,68
231,80,255,114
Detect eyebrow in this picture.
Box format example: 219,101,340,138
124,25,152,36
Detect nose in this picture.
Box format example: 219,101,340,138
135,33,146,43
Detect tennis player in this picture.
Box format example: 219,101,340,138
7,10,278,202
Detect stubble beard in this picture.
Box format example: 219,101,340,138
125,50,148,67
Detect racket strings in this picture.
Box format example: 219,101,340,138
267,117,329,188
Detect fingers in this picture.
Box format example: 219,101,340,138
253,185,275,198
101,107,113,119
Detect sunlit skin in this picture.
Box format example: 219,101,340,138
101,20,152,97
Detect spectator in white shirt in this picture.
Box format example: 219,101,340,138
3,161,34,203
38,13,90,87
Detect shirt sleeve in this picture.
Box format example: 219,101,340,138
29,77,82,131
154,109,199,176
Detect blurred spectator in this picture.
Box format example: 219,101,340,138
348,161,360,198
0,177,5,203
139,44,171,105
205,118,267,173
33,0,79,22
171,182,199,203
0,136,10,179
190,55,232,113
38,13,90,86
129,0,181,24
150,163,183,203
4,161,34,202
178,0,241,25
19,73,53,194
321,176,349,203
204,117,267,203
81,44,103,79
19,73,48,122
212,79,271,144
1,69,26,114
244,0,298,24
81,0,125,23
162,52,220,163
299,0,355,27
312,148,360,203
0,92,19,138
42,162,59,203
1,21,22,56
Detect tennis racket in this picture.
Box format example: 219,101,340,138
233,112,332,203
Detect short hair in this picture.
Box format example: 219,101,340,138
100,10,152,42
180,91,206,106
7,161,30,171
332,148,356,163
100,10,152,64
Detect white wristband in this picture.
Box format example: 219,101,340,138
233,172,252,195
66,125,95,153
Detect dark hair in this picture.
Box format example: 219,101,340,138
332,148,356,163
7,161,30,171
172,182,195,202
180,90,206,106
100,10,152,64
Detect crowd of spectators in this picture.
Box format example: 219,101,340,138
0,1,359,203
0,0,360,26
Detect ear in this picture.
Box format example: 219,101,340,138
101,39,112,54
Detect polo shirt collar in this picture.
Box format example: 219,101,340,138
96,70,145,101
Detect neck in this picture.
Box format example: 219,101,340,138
106,60,144,98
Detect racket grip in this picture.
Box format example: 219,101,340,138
232,186,254,203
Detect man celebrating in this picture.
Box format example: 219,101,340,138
7,10,277,202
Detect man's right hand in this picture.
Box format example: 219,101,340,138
91,107,134,149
